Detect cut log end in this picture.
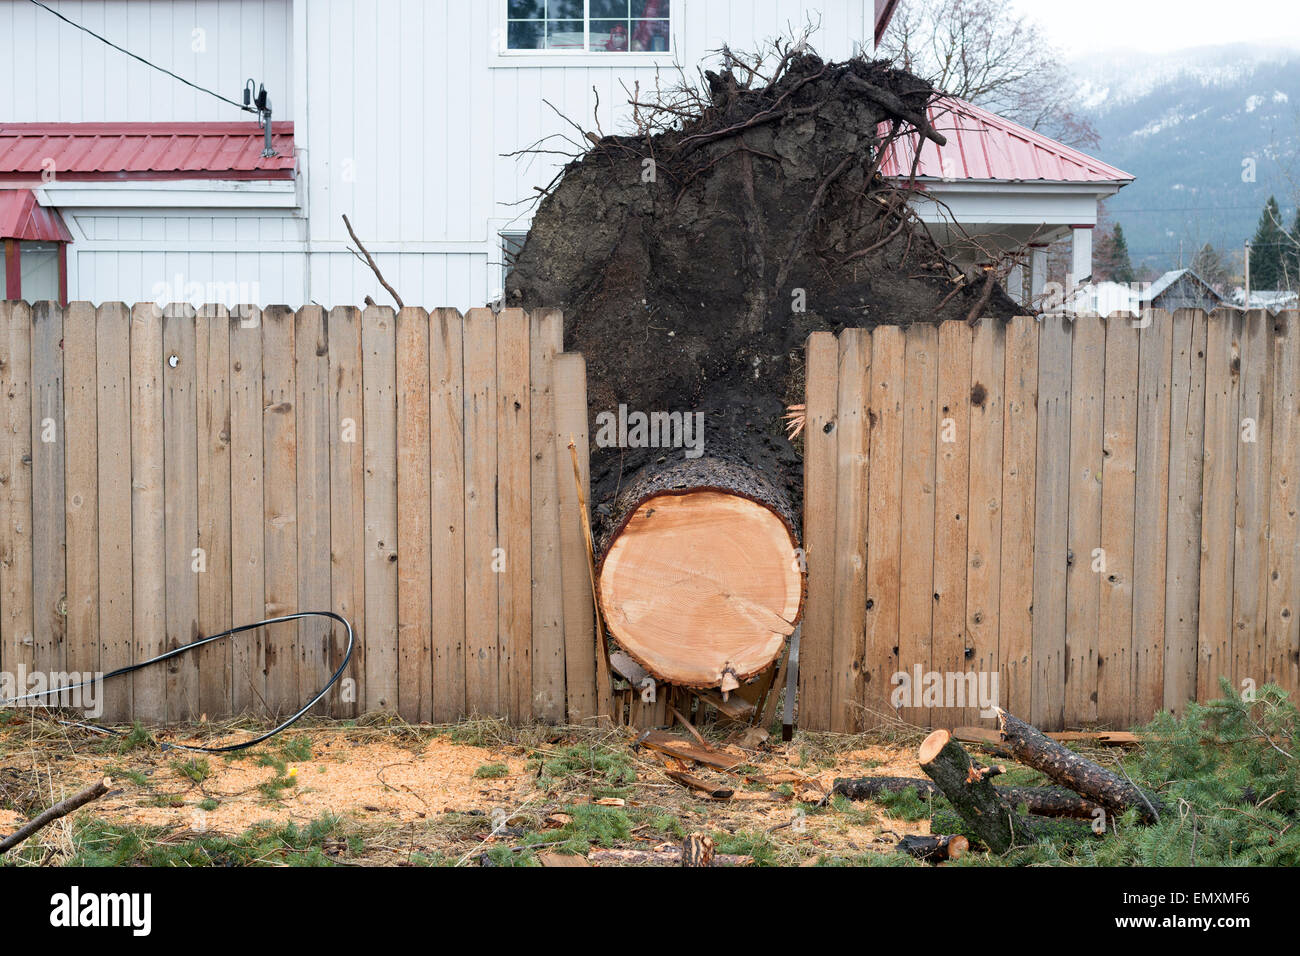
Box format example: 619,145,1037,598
599,487,803,688
917,729,950,765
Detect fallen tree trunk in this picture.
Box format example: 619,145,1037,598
682,833,716,867
831,776,1104,820
0,777,111,855
996,709,1163,824
598,457,804,691
589,846,753,867
898,834,967,864
917,731,1020,854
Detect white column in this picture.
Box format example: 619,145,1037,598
1030,246,1048,304
1070,226,1094,288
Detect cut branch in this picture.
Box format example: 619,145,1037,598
0,777,112,855
342,214,404,310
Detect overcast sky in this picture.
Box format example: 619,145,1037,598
1007,0,1300,56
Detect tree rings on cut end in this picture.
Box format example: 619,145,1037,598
598,490,804,688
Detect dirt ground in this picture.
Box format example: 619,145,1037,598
0,713,935,866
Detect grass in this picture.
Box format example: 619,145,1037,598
473,762,510,779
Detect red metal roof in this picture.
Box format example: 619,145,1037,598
0,189,73,242
880,97,1133,184
0,123,295,183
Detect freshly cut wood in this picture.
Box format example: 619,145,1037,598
637,730,744,772
996,709,1162,824
898,834,968,863
917,731,1019,854
597,458,805,690
1045,730,1140,748
831,776,1103,820
682,833,716,867
665,770,735,800
588,846,753,867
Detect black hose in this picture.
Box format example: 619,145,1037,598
0,612,353,754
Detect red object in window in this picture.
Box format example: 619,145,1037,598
606,23,629,51
632,0,667,51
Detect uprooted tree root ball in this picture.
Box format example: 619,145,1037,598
506,48,1021,517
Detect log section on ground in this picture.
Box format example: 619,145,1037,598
917,730,1020,854
830,776,1104,820
597,458,804,690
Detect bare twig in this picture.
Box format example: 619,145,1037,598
0,777,112,855
342,214,404,310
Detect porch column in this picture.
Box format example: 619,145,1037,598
1030,244,1048,304
1070,225,1094,288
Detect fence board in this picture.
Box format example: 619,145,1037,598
196,306,233,719
1031,315,1072,730
396,307,433,721
327,306,365,717
1132,312,1173,721
1164,309,1207,714
229,310,267,716
862,326,905,725
96,303,133,722
30,302,65,681
999,315,1038,720
554,352,595,724
361,306,399,713
462,307,500,717
497,308,533,723
262,306,300,717
0,302,35,689
130,304,167,722
296,306,334,717
799,332,839,732
529,309,566,723
1232,310,1273,689
1198,309,1242,700
829,328,870,733
63,302,99,693
897,323,938,727
965,317,1005,726
1267,311,1300,692
429,308,466,721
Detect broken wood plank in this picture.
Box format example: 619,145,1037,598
636,730,744,772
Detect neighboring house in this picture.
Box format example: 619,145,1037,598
1065,268,1229,316
880,97,1134,306
1231,289,1300,313
0,0,897,308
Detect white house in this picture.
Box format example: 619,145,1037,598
1,0,1127,311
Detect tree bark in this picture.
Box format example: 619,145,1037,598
0,777,111,854
682,833,716,867
588,846,753,867
597,456,805,690
996,709,1162,824
917,731,1021,854
831,775,1104,820
898,834,968,863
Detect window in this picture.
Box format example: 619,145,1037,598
3,240,67,305
500,231,528,289
506,0,672,54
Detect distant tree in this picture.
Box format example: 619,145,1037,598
879,0,1099,149
1249,196,1290,289
1095,223,1135,284
1191,243,1231,293
1288,208,1300,288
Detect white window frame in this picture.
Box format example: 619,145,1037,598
491,0,679,68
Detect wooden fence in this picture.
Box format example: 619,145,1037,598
800,310,1300,733
0,301,601,726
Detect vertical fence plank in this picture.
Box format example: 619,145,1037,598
1232,309,1273,690
229,309,267,716
30,302,66,682
196,306,232,718
1000,315,1039,720
396,306,433,722
0,303,35,693
829,328,870,733
430,308,466,721
529,309,565,723
966,317,1005,726
63,302,99,699
96,303,133,722
1064,314,1104,726
327,306,365,717
898,323,938,727
1097,315,1139,727
1198,309,1242,700
1132,311,1173,721
130,303,166,722
1164,309,1208,714
1032,314,1072,730
932,321,971,728
1267,311,1300,696
462,307,500,717
799,332,839,731
863,326,905,726
496,308,532,722
162,305,200,721
554,352,594,724
295,306,333,717
262,306,300,716
362,306,399,712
